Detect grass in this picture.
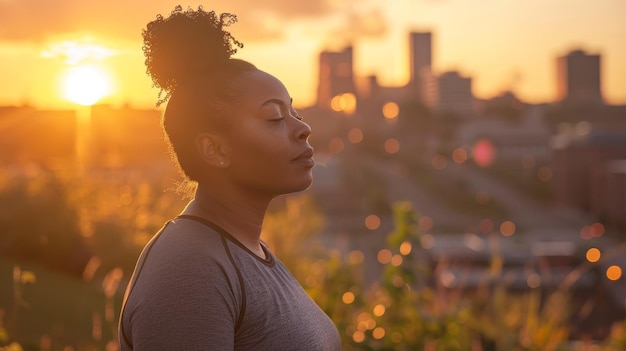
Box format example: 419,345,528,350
0,255,123,351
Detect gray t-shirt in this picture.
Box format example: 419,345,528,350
119,215,342,350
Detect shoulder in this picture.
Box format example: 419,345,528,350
131,218,239,293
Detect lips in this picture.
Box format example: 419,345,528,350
293,148,315,167
294,148,314,160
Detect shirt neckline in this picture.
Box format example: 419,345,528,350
174,214,275,266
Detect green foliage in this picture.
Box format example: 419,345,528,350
0,168,625,350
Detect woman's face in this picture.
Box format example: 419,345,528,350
222,70,314,197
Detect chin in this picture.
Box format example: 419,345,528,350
282,175,313,195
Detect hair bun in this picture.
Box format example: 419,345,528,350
142,5,244,106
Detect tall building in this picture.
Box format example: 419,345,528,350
556,49,603,105
435,71,475,117
408,32,432,104
316,46,357,109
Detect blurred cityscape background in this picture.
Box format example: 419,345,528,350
1,1,626,350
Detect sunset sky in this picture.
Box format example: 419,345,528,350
0,0,624,109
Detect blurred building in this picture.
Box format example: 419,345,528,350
90,104,168,169
408,31,433,105
552,132,626,227
457,105,552,163
0,106,76,168
0,104,171,173
316,46,357,110
556,49,603,106
434,71,475,117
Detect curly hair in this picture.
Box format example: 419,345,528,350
142,5,244,106
142,5,257,184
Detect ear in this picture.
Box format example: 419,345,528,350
195,133,230,168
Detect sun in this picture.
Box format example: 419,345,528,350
62,65,112,106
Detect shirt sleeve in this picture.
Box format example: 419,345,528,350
125,248,241,350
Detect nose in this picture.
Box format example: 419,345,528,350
295,118,311,141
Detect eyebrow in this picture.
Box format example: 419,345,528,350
260,97,293,107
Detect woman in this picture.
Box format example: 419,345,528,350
118,6,341,350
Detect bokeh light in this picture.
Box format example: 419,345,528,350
328,137,345,153
452,148,468,163
342,291,356,304
418,216,434,231
382,101,399,119
384,138,400,154
606,265,622,281
348,128,364,143
500,220,516,236
373,304,386,317
472,138,496,167
591,223,605,237
330,93,357,114
399,241,412,255
377,249,392,264
365,214,381,230
527,273,541,288
390,254,403,266
348,250,365,265
586,247,601,263
420,233,435,249
372,327,386,339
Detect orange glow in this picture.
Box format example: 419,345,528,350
377,249,392,264
365,214,381,230
328,137,345,153
352,330,365,343
418,216,434,231
330,93,357,114
390,254,403,266
372,304,386,317
452,148,468,163
61,65,112,106
527,273,541,288
399,241,412,255
372,327,386,339
420,234,435,249
591,223,605,237
606,265,622,281
348,128,364,143
348,250,364,265
580,226,593,240
384,138,400,154
342,291,355,304
382,101,399,119
499,221,516,236
472,139,496,167
586,248,601,263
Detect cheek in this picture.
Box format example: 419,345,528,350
230,127,288,171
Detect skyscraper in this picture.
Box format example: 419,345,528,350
316,46,357,109
556,49,603,105
408,32,432,104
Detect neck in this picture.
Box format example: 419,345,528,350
182,183,271,257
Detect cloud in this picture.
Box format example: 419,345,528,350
0,0,344,44
326,8,389,45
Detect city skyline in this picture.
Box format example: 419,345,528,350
0,0,624,109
